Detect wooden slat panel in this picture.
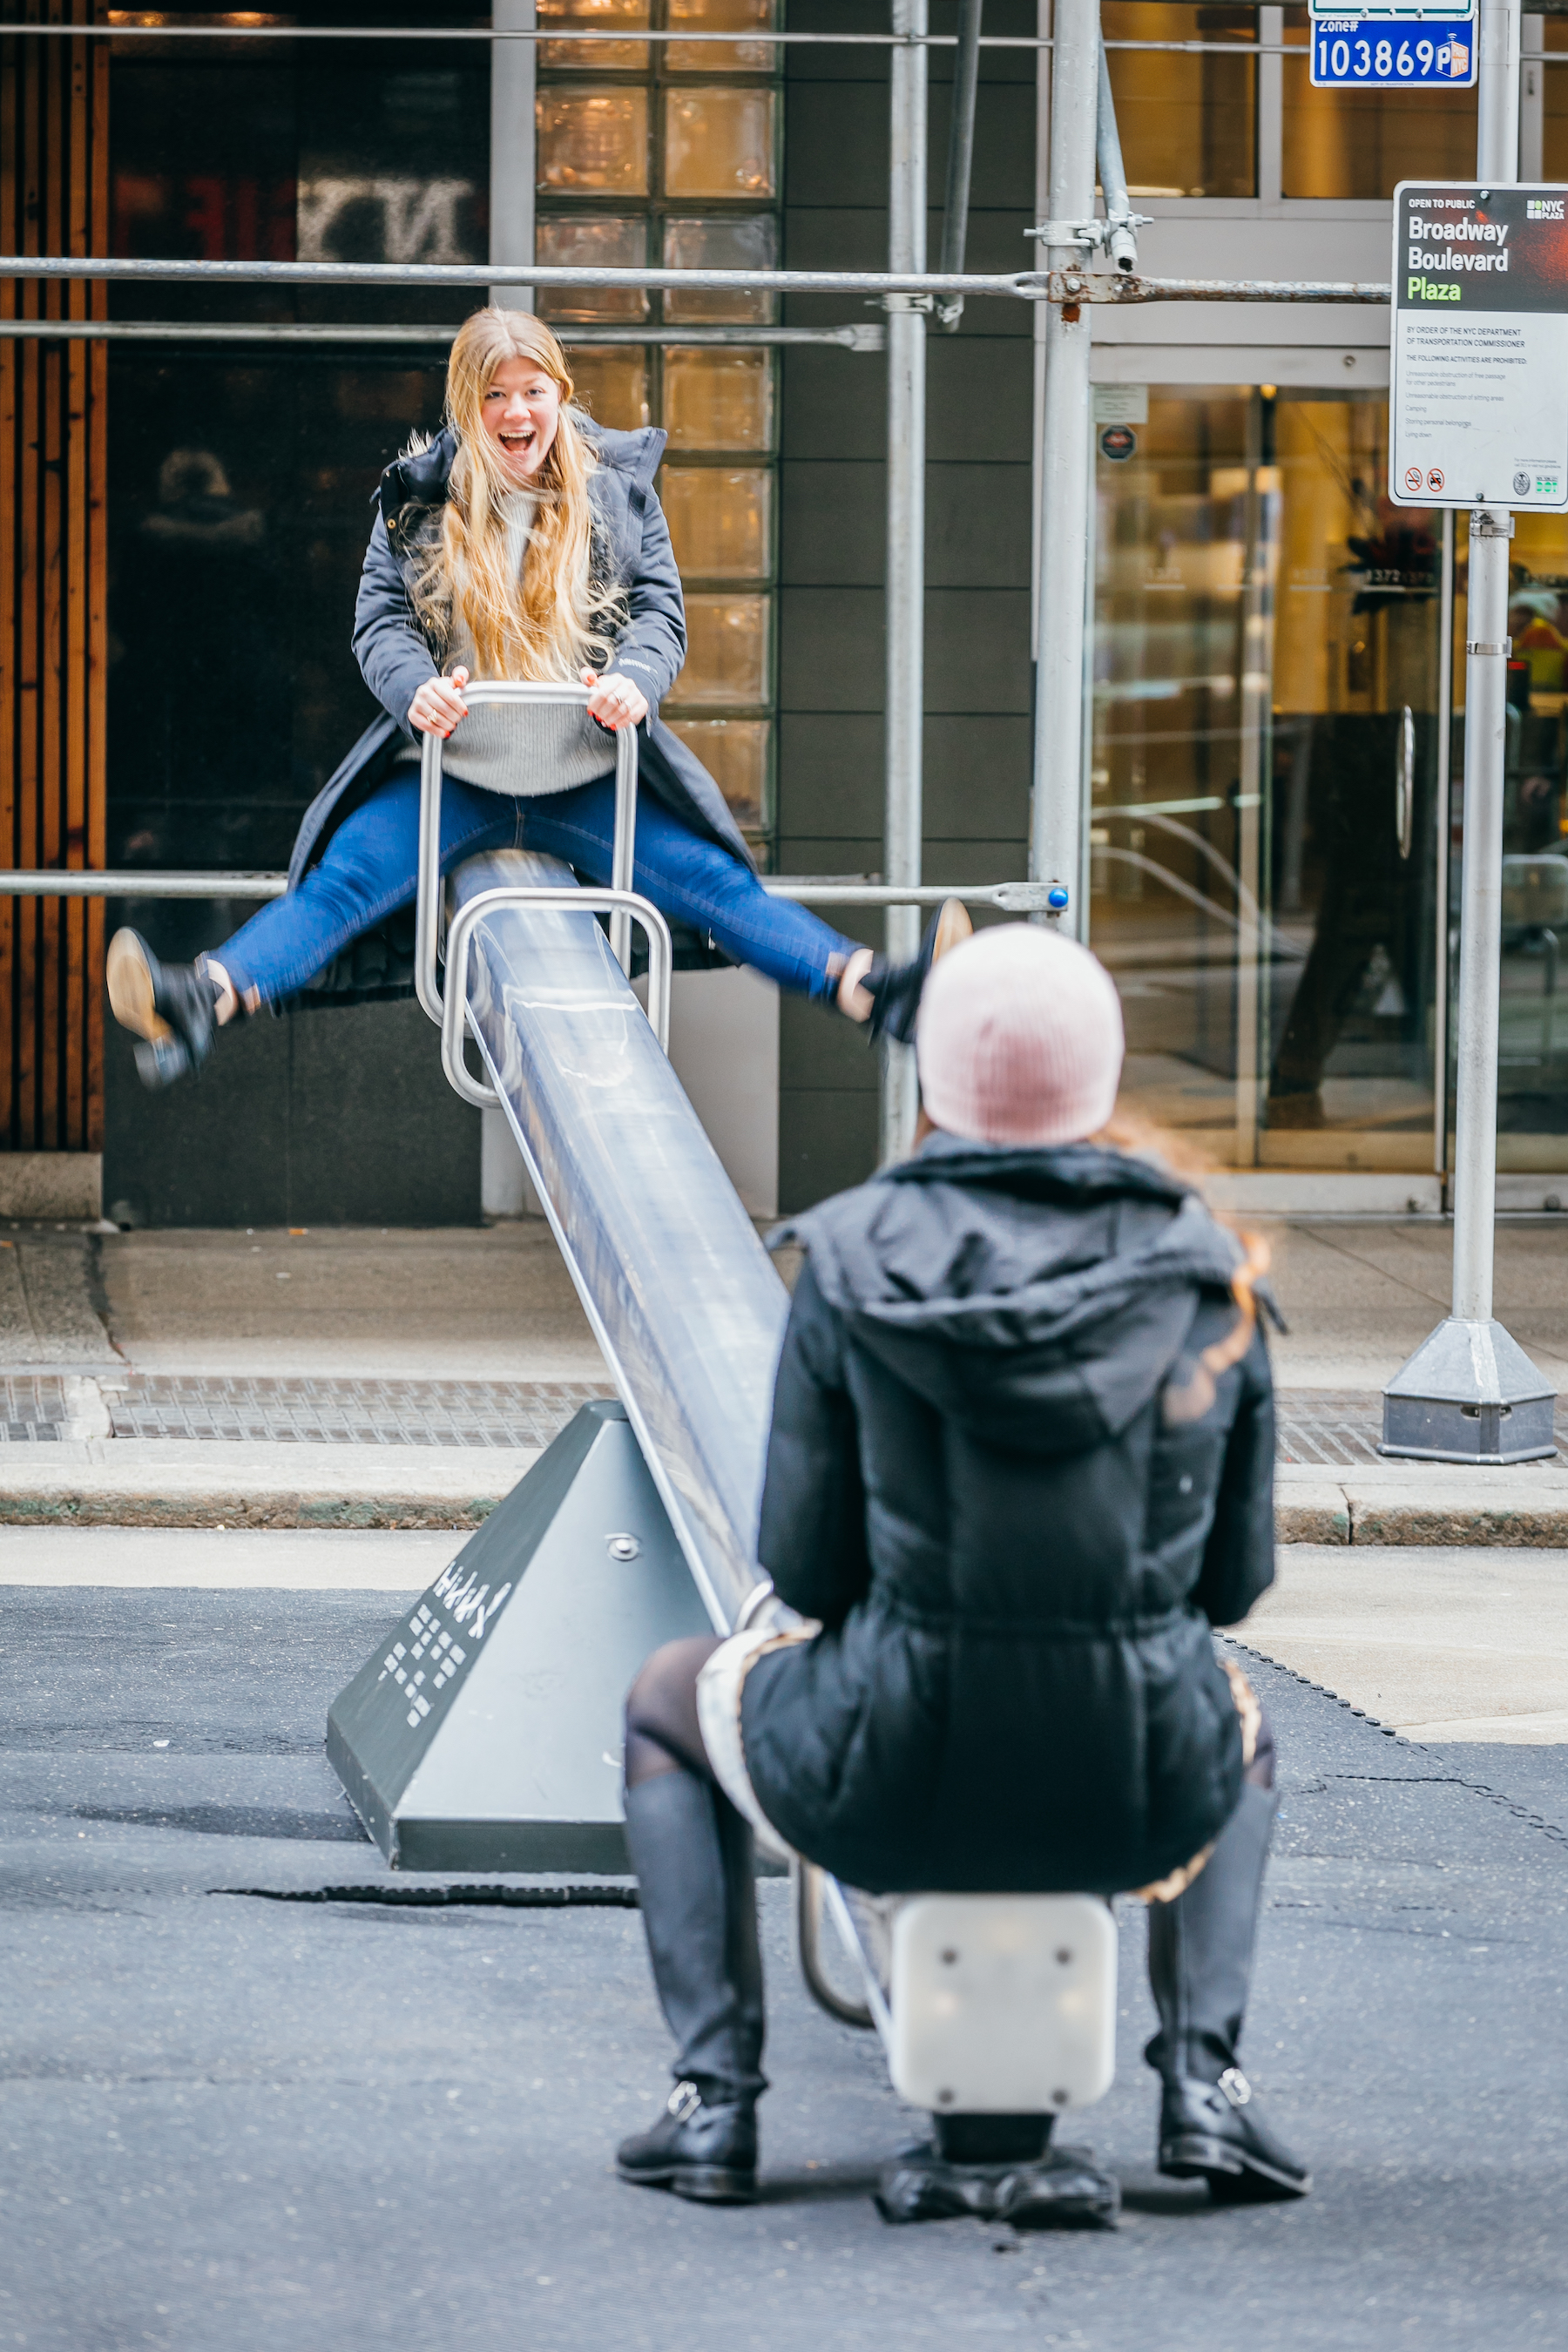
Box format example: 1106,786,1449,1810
0,30,18,1142
0,0,107,1159
39,6,66,1149
84,1,107,1152
16,0,44,1149
63,10,90,1148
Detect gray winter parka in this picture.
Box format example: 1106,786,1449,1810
740,1137,1277,1899
282,418,753,971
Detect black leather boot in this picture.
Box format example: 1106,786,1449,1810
618,1770,765,2202
1158,2072,1311,2203
861,898,972,1042
616,2079,759,2205
106,929,222,1091
1146,1783,1310,2202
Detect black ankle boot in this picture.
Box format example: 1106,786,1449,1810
1159,2070,1310,2202
1146,1782,1310,2203
861,898,972,1042
617,2079,759,2204
106,929,221,1091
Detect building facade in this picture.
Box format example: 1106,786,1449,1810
2,0,1565,1223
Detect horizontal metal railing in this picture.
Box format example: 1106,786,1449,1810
0,871,1063,914
3,253,1037,300
0,321,888,350
1,22,1338,52
0,255,1401,311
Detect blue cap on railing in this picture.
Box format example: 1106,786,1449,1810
1045,884,1071,913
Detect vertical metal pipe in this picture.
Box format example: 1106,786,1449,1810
1452,0,1519,1306
1520,15,1544,181
1432,506,1455,1183
1030,0,1098,943
1477,0,1522,181
1234,394,1275,1166
1030,0,1052,667
936,0,983,329
490,0,537,309
1094,42,1136,271
1257,4,1283,205
1451,511,1511,1322
882,0,928,1163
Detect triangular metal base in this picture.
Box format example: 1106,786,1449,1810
327,1402,714,1870
1380,1317,1558,1463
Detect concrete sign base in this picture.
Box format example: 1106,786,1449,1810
1381,1316,1558,1463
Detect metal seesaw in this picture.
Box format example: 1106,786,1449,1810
326,685,1123,2223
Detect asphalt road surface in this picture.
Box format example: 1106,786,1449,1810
3,1584,1565,2351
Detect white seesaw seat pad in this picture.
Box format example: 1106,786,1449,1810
888,1894,1118,2116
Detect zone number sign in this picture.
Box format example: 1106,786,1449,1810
1389,184,1568,510
1310,0,1476,90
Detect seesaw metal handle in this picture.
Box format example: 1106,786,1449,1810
794,1861,877,2034
441,884,674,1111
416,679,640,1025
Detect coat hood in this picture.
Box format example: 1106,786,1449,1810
377,416,668,539
778,1136,1250,1458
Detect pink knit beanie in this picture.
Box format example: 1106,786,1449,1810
916,923,1125,1146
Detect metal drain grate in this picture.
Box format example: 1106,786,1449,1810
102,1376,607,1450
1,1374,1561,1463
0,1375,69,1442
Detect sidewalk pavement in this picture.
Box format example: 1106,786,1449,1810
1260,1213,1568,1391
0,1215,1563,1540
1242,1541,1568,1744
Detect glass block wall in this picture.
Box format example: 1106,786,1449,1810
536,0,781,859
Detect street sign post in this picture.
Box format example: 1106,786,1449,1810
1311,17,1477,91
1378,21,1564,1460
1389,182,1568,511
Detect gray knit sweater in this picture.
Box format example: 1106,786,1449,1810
396,493,618,797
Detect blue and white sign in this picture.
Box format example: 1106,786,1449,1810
1310,20,1477,91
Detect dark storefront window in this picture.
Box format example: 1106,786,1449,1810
106,3,781,897
106,11,479,903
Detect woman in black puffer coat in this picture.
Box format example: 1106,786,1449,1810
615,922,1309,2212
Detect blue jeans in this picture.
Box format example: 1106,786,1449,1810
216,769,860,1008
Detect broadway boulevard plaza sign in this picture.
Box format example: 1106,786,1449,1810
1390,182,1568,510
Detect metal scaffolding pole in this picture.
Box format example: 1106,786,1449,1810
489,0,536,311
1382,0,1557,1463
882,0,929,1164
936,0,984,332
1029,0,1099,942
1031,0,1052,672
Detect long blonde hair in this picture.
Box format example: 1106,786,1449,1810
409,308,625,680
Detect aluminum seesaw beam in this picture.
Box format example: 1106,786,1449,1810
418,687,787,1637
